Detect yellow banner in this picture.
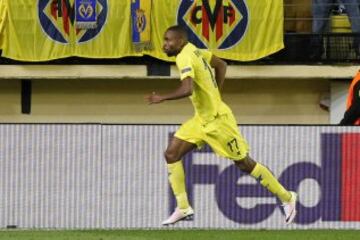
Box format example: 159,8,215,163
2,0,283,62
2,0,141,61
0,0,6,50
145,0,284,61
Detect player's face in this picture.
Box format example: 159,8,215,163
163,30,182,57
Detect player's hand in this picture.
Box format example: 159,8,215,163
145,92,164,104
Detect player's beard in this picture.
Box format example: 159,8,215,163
165,50,178,57
164,47,181,57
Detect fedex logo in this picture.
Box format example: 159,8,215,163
168,133,360,224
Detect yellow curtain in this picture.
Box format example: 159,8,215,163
0,0,7,50
2,0,141,61
145,0,284,61
2,0,283,62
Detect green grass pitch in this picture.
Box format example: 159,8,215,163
0,230,358,240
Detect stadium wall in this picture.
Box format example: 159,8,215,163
330,80,349,124
0,124,360,229
0,78,329,124
1,64,357,124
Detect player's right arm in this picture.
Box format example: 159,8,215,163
200,50,227,91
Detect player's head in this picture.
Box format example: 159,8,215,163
163,25,188,57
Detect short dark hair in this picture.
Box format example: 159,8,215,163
166,25,188,40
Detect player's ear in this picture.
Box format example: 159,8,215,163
178,37,185,45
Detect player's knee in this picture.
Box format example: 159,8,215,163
234,155,256,173
235,160,249,173
164,149,179,163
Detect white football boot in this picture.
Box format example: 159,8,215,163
162,207,194,225
282,191,297,225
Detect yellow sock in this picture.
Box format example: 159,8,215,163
250,163,292,203
167,161,190,210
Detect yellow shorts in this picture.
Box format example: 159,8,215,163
174,113,249,160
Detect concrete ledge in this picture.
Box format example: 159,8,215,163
0,64,358,80
0,65,147,80
228,65,359,79
172,65,360,79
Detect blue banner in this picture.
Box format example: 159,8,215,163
131,0,152,51
75,0,97,29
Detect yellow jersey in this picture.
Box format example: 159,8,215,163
176,42,230,124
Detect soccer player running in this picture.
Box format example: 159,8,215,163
146,25,297,226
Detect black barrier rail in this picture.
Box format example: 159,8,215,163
256,33,360,64
0,33,359,65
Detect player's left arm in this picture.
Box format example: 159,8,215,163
210,55,227,91
340,81,360,125
145,77,193,104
